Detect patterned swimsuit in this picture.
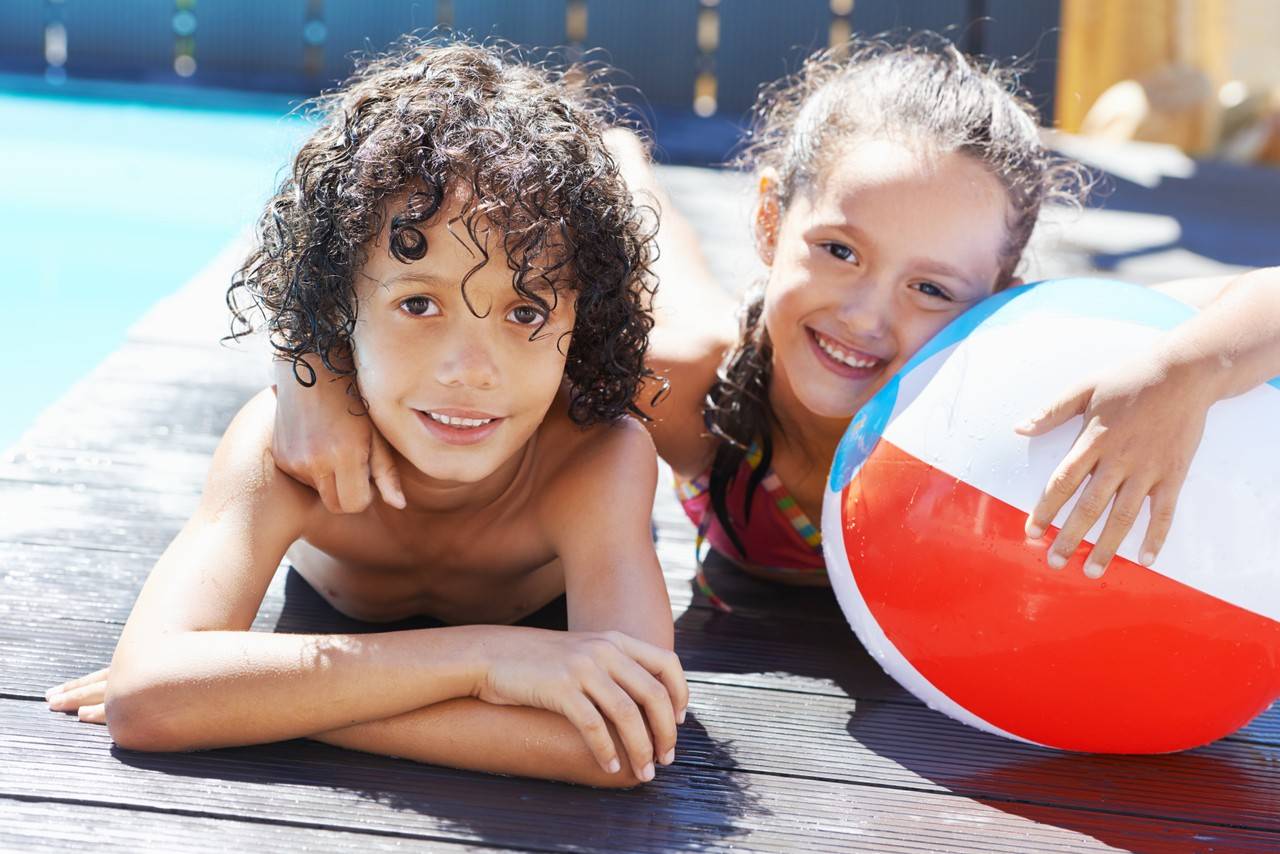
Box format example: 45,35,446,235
675,442,825,611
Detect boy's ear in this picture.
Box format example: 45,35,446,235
753,169,782,267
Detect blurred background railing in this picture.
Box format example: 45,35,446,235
0,0,1063,163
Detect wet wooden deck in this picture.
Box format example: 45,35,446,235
5,151,1280,852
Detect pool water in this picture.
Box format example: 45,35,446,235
0,84,309,451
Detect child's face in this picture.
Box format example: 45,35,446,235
758,138,1011,422
350,194,575,485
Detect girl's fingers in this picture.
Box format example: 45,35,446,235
1025,440,1095,540
1045,469,1123,570
77,703,107,725
333,460,373,514
314,473,343,515
1015,384,1091,437
46,667,109,700
584,672,654,782
48,679,107,712
1081,479,1149,578
608,656,678,767
559,693,622,776
1140,482,1182,567
369,433,406,509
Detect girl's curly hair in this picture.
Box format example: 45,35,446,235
704,33,1092,560
227,35,657,425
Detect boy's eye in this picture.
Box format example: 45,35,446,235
821,242,859,264
507,305,546,325
399,296,439,317
912,281,952,301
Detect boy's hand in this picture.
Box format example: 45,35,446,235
474,628,688,783
271,361,405,513
46,668,109,724
1015,353,1214,578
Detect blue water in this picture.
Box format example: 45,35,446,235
0,83,309,452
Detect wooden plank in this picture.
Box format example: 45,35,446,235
8,603,1280,832
7,533,1278,744
0,798,494,852
0,550,904,707
5,699,1277,853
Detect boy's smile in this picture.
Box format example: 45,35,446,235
350,191,575,492
415,407,505,445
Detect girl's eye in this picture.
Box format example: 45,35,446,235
913,281,953,301
399,296,439,317
507,305,546,326
821,241,859,264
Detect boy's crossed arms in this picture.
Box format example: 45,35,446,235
50,389,686,788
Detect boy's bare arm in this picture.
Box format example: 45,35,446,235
539,418,689,780
99,391,683,783
104,389,486,750
311,697,649,788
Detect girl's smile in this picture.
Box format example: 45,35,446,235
759,138,1010,423
807,326,886,377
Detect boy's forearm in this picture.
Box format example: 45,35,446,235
1159,266,1280,400
311,697,644,788
107,625,489,752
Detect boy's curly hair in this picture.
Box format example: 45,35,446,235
227,35,657,425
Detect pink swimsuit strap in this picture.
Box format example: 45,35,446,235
675,442,825,612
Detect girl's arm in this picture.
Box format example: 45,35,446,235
270,355,404,513
603,129,739,347
1017,267,1280,575
94,390,682,785
604,129,734,476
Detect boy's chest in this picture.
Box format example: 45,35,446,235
290,507,563,624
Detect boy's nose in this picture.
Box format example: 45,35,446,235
436,341,499,390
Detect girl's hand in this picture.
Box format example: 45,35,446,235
474,627,688,783
46,668,109,724
1015,354,1215,578
271,361,405,513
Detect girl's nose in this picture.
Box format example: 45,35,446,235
835,286,892,341
435,338,499,390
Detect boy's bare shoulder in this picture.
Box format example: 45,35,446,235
534,402,658,514
200,389,320,528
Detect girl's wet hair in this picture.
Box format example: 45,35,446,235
227,35,657,425
704,34,1090,559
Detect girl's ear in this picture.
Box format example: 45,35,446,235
753,169,782,267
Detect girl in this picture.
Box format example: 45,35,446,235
44,38,688,788
238,38,1280,603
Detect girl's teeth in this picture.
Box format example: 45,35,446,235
428,412,493,428
816,333,877,369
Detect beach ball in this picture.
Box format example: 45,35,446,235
822,278,1280,753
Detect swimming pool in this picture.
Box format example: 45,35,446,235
0,80,309,452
